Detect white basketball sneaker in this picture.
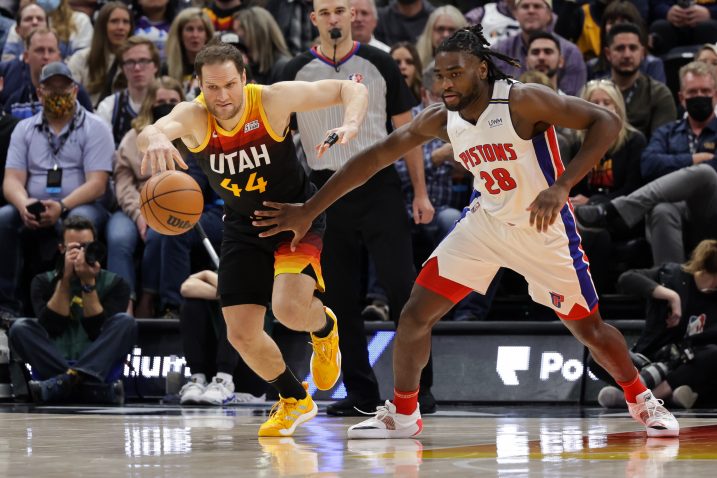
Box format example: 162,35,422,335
347,400,423,439
628,390,680,437
199,376,235,405
179,378,206,405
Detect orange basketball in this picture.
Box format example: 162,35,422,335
139,171,204,235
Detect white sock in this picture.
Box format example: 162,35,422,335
191,373,207,385
216,372,233,384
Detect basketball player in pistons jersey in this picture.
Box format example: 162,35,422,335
253,26,680,439
137,43,369,437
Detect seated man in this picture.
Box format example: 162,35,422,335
8,216,136,404
0,61,113,317
576,61,717,265
1,27,93,119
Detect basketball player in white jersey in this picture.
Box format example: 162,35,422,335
252,25,679,439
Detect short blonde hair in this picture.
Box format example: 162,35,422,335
679,60,717,90
578,79,636,153
683,239,717,275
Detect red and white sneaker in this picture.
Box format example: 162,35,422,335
347,400,423,439
628,390,680,437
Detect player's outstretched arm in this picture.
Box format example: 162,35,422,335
511,84,621,232
253,103,448,249
264,80,368,157
138,101,206,175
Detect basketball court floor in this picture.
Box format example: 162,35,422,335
1,403,715,477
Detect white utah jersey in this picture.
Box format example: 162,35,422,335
447,79,564,228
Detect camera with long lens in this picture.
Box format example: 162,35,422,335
82,241,106,266
638,342,695,388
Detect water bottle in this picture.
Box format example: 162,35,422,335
0,329,11,399
165,355,182,396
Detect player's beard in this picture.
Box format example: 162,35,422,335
443,86,480,112
206,101,240,121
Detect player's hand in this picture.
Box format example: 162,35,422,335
140,134,188,175
252,201,312,251
412,194,435,224
527,183,569,233
315,124,359,158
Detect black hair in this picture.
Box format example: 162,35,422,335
527,31,561,53
434,24,520,81
605,22,644,48
60,216,96,241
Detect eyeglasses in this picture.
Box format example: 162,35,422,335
123,58,155,69
585,79,617,87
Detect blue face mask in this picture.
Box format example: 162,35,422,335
36,0,61,13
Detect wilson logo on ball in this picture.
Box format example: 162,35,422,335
166,215,193,229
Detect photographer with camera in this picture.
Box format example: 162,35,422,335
649,0,717,56
593,239,717,409
8,216,136,404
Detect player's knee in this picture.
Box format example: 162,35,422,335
399,302,434,332
225,322,256,351
271,298,309,329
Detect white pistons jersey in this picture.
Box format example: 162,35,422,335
448,79,564,228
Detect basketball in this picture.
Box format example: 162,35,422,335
139,171,204,235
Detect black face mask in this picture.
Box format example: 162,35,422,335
152,103,176,121
685,96,714,122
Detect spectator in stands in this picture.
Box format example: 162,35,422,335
1,2,46,61
390,41,422,101
164,7,213,100
567,78,647,291
464,0,520,46
178,270,266,405
107,76,182,311
133,0,177,61
524,31,564,92
2,28,94,119
350,0,389,52
585,1,666,84
414,5,466,68
265,0,317,56
203,0,243,32
593,239,717,409
604,23,676,139
8,216,136,404
283,0,435,416
67,2,133,108
696,43,717,67
45,0,93,58
232,6,291,85
576,61,717,265
492,0,587,96
649,0,717,56
375,0,435,46
140,155,223,319
96,36,160,146
0,61,114,318
0,107,18,209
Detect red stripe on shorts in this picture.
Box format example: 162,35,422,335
415,257,472,304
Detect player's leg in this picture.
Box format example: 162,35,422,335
347,257,477,439
272,232,341,392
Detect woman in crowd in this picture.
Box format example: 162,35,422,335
414,5,466,69
67,1,133,106
107,76,183,314
132,0,179,60
568,79,646,292
390,42,422,102
164,7,213,99
696,43,717,67
231,6,291,85
42,0,94,58
595,239,717,409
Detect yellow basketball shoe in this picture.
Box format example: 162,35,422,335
310,307,341,390
258,383,317,437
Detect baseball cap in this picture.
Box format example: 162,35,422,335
39,61,76,84
516,0,553,8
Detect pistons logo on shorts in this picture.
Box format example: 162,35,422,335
550,291,565,308
348,73,364,83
